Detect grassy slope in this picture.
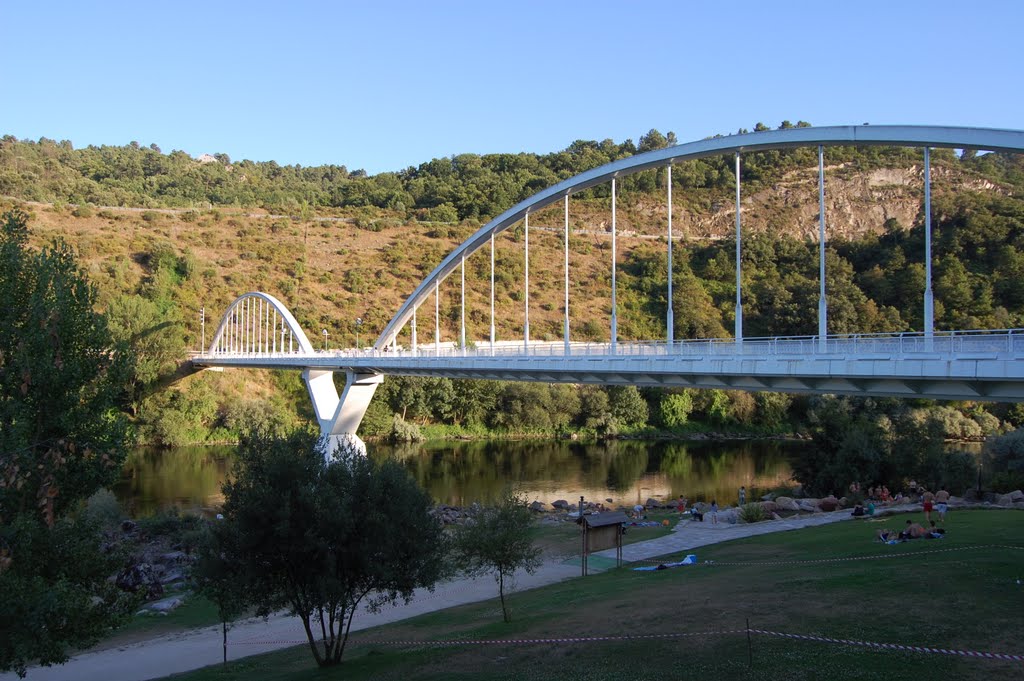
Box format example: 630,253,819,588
164,510,1024,680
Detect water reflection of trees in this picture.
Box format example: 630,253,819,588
369,439,797,507
117,440,799,514
655,441,796,503
114,446,234,517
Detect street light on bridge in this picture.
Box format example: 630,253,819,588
322,328,328,351
356,317,363,350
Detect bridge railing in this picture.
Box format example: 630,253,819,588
197,328,1024,361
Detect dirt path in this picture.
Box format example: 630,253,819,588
5,511,854,681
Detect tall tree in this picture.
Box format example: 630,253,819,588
0,210,134,677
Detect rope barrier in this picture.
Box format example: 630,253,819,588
631,543,1024,567
234,627,1024,663
235,630,744,647
750,629,1024,662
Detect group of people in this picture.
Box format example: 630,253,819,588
877,520,946,543
674,494,721,524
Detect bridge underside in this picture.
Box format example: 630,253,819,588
193,355,1024,402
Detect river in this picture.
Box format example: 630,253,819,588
113,438,801,517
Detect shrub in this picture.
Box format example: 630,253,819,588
990,470,1024,493
71,204,94,218
84,488,123,530
659,391,693,428
984,428,1024,474
388,415,424,443
738,503,767,523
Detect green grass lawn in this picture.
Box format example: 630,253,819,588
163,510,1024,680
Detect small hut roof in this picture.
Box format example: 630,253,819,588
581,511,630,528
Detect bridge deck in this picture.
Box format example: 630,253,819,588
193,331,1024,402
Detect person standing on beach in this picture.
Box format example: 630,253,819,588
922,488,935,523
935,489,950,523
710,499,719,524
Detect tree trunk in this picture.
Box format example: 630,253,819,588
222,620,227,665
299,615,325,666
499,571,509,623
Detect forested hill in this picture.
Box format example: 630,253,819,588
3,122,1022,226
1,122,1023,447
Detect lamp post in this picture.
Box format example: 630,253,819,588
322,328,328,351
200,306,205,351
355,317,363,350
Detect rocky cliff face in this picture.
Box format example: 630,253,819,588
620,164,1009,243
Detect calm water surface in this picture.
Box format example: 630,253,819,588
114,439,801,517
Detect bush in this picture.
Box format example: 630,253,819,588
137,507,205,548
388,414,424,443
659,391,693,428
71,204,94,218
84,488,123,530
985,428,1024,474
990,470,1024,493
738,503,767,523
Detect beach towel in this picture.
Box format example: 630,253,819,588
632,554,697,571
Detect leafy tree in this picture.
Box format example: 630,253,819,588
0,210,134,677
204,430,445,668
984,428,1024,475
659,391,694,428
106,294,185,416
607,386,649,428
452,489,542,623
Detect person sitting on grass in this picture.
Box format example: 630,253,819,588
899,520,928,540
690,506,703,522
877,528,899,543
926,520,946,539
852,503,866,517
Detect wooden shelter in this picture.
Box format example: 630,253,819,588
579,511,628,576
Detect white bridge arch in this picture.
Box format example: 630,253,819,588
208,291,314,355
374,124,1024,351
195,124,1024,457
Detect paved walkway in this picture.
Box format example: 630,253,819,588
6,510,855,681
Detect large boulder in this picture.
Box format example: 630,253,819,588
997,494,1015,506
1009,490,1024,502
645,497,662,509
116,562,164,600
774,496,799,512
551,499,571,510
819,496,839,512
718,508,739,525
139,595,186,615
529,501,549,512
758,501,779,514
798,499,820,513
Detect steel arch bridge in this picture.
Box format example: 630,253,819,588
193,124,1024,457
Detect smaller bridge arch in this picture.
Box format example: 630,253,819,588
208,292,315,356
206,292,379,460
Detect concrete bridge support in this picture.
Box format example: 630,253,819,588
302,368,383,460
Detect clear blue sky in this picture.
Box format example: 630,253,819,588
2,0,1020,174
